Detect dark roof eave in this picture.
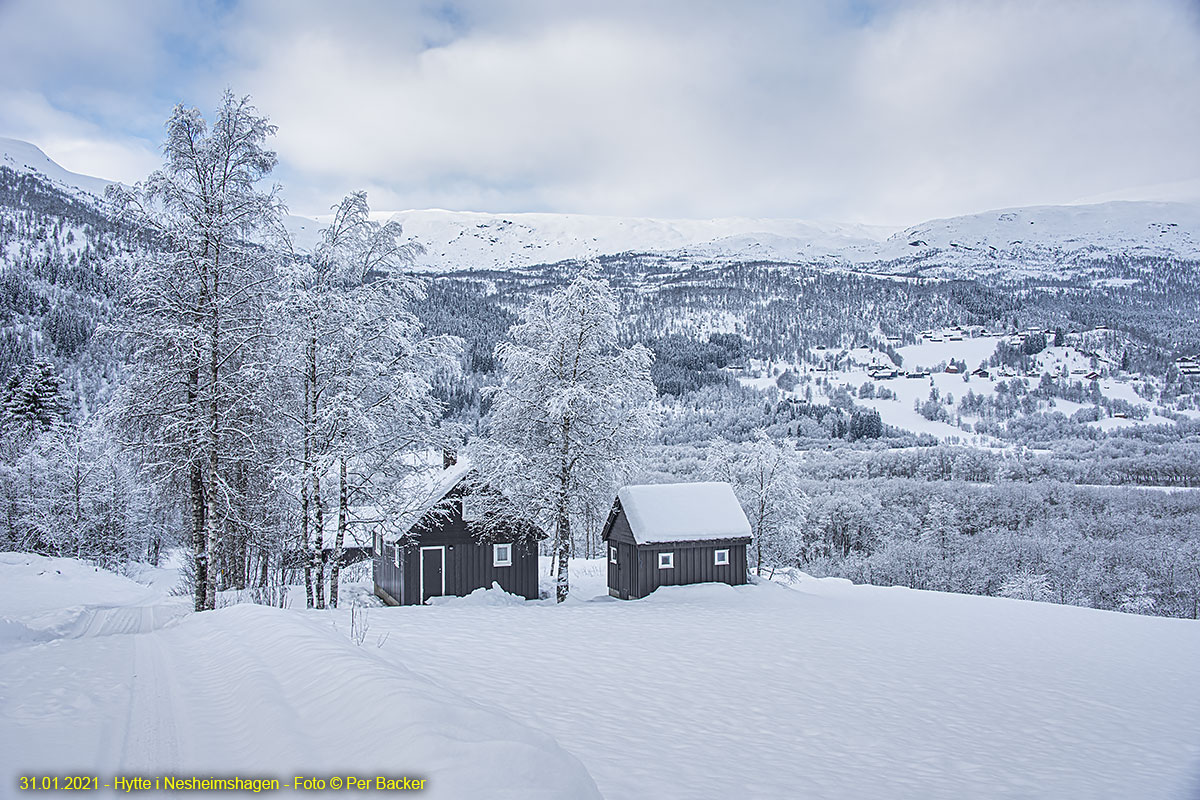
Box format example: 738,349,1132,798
636,536,753,547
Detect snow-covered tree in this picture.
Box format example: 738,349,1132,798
999,570,1055,602
276,192,459,608
1,359,69,440
108,91,283,611
707,432,807,575
469,271,657,602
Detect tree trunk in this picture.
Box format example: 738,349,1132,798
203,265,221,612
329,455,348,608
188,365,207,612
555,502,570,603
555,439,571,603
301,373,313,608
308,332,326,610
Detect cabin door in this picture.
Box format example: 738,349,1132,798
420,546,445,603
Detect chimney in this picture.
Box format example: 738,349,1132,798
442,448,457,470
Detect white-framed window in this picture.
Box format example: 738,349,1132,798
609,546,618,564
493,543,513,567
714,549,730,566
658,551,674,569
461,494,482,523
393,546,400,569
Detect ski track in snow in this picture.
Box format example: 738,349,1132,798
0,554,599,799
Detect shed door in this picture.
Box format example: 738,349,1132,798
420,546,445,603
620,543,635,598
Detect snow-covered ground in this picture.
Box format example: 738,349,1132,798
0,553,599,799
3,552,1199,799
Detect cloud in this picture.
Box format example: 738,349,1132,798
0,90,161,183
1,0,1198,224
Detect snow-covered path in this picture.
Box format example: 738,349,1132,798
358,565,1200,800
0,554,599,799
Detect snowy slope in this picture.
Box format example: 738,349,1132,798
862,201,1200,277
4,552,1198,799
371,209,893,272
294,201,1200,276
0,136,114,199
369,561,1200,800
0,553,600,799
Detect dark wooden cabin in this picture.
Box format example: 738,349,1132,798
602,482,752,600
373,462,543,605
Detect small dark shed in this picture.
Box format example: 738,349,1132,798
602,482,752,600
373,462,543,605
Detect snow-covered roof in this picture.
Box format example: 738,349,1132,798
617,482,752,545
384,460,473,543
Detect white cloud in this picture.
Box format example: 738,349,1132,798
0,90,160,183
1,0,1198,224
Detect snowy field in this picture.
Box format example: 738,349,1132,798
3,553,1200,799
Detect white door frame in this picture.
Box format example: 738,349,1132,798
419,546,446,601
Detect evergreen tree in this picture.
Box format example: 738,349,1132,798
2,359,69,436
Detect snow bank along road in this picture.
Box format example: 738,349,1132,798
0,553,599,799
2,552,1199,799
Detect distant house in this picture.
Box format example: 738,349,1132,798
373,459,543,605
945,364,961,374
602,482,752,600
1084,371,1101,381
972,367,990,379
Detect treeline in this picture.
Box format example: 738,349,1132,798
797,478,1200,619
643,441,1200,619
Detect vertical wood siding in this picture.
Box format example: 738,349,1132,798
375,489,540,605
603,507,750,599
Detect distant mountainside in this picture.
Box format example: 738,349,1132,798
864,201,1200,278
4,136,1199,279
366,209,894,272
0,137,115,199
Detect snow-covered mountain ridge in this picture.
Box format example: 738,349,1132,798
865,200,1200,278
369,208,895,272
337,201,1200,278
4,136,1198,277
0,136,114,200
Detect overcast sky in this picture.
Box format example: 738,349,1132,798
1,0,1198,225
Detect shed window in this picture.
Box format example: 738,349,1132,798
714,549,730,566
493,543,513,567
658,552,674,569
609,546,618,564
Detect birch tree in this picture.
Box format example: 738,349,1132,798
277,192,458,608
108,91,283,611
469,271,657,602
708,432,807,576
